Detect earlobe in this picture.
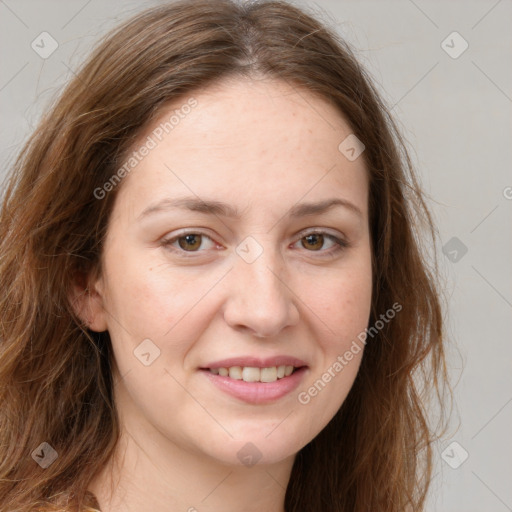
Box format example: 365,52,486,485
69,270,109,332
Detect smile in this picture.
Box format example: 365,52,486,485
208,365,298,383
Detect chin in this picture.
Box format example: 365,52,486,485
198,434,301,468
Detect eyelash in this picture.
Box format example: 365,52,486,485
160,229,349,259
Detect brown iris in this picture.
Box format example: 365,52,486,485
178,234,203,251
301,233,324,251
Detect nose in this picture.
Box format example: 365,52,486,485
222,247,300,338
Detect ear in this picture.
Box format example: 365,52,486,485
69,268,109,332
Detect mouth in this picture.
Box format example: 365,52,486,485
201,365,304,383
199,362,308,404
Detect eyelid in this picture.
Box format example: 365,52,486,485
294,226,346,241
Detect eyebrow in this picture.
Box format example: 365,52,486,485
137,196,363,221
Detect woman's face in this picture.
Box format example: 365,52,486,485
89,77,372,467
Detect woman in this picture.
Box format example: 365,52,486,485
0,0,448,511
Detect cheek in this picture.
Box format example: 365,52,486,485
296,271,371,432
102,249,188,330
298,254,371,404
101,251,225,368
311,261,373,348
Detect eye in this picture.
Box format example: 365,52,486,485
161,232,217,254
294,230,349,256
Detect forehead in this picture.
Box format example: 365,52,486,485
116,76,368,219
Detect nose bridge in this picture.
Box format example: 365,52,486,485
223,238,298,337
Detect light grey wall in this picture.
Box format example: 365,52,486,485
1,1,511,510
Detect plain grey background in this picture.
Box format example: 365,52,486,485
1,1,511,510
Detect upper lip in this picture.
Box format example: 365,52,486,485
201,355,308,369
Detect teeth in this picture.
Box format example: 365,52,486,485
260,367,277,382
209,365,298,383
242,367,260,382
228,366,243,380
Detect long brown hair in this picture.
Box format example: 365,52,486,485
0,1,449,510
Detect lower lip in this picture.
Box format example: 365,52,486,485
201,367,308,404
